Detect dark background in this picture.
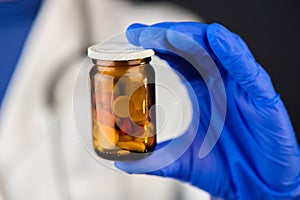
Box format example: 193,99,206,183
131,0,300,143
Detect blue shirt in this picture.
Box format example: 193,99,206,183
0,0,42,106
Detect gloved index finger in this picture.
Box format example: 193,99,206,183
126,23,148,46
127,22,179,54
126,22,203,81
126,22,224,83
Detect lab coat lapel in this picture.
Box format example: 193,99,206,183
0,0,82,178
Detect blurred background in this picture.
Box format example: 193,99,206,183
132,0,300,143
0,0,299,199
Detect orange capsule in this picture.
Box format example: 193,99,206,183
97,109,115,127
96,92,113,111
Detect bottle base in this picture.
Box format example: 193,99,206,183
95,148,153,161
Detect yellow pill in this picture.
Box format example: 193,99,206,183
93,123,100,140
117,141,146,152
94,124,119,149
96,143,103,152
134,137,145,143
117,150,130,156
113,96,135,118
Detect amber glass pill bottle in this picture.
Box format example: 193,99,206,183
88,42,156,161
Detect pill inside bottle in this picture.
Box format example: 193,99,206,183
88,42,156,161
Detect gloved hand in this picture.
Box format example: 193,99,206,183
116,22,300,200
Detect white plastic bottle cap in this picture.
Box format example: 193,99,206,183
88,42,155,61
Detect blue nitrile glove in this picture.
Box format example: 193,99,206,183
116,22,300,200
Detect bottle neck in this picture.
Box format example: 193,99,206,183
92,57,151,67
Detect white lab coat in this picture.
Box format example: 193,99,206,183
0,0,210,199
